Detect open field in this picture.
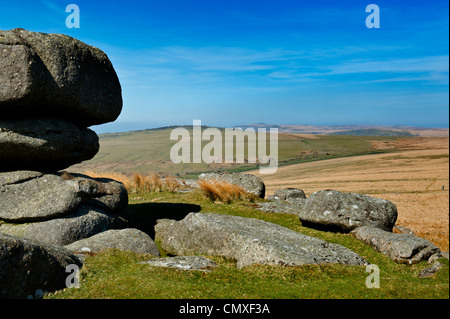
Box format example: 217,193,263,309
69,127,440,177
250,137,449,251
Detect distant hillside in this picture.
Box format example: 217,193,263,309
236,124,449,137
68,126,428,177
330,129,416,137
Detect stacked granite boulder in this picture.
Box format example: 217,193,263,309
0,27,126,237
0,29,159,298
0,28,122,171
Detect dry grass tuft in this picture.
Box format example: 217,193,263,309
83,170,180,193
198,179,257,204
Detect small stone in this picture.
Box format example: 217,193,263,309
139,256,217,271
419,262,443,278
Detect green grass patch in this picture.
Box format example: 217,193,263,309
47,246,449,299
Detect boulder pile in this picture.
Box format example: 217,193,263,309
258,187,446,265
0,29,159,298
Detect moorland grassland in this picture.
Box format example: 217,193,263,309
72,132,449,250
250,137,449,251
50,135,449,299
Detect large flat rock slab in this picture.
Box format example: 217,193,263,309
0,204,118,246
0,173,83,222
159,213,367,268
0,171,128,222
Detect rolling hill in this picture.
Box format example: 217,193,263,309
236,124,449,137
68,125,447,177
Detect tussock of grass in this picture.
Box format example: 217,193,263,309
83,170,181,193
198,179,257,204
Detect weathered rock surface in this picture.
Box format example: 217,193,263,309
69,173,129,214
351,226,441,264
0,28,128,298
269,188,306,201
298,190,398,232
393,225,415,235
139,256,217,271
0,28,122,127
256,200,306,216
0,170,43,186
0,173,83,222
0,172,128,222
198,172,265,198
159,213,367,268
154,218,178,242
258,188,307,215
65,228,160,256
0,233,83,298
0,205,118,246
0,117,99,172
419,261,443,278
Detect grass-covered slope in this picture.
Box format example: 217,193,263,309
69,127,403,177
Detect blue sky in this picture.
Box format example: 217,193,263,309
1,0,448,133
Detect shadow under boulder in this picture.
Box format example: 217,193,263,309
121,202,202,239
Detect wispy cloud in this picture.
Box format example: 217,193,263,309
266,55,449,85
110,43,449,91
41,0,63,13
325,56,449,75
